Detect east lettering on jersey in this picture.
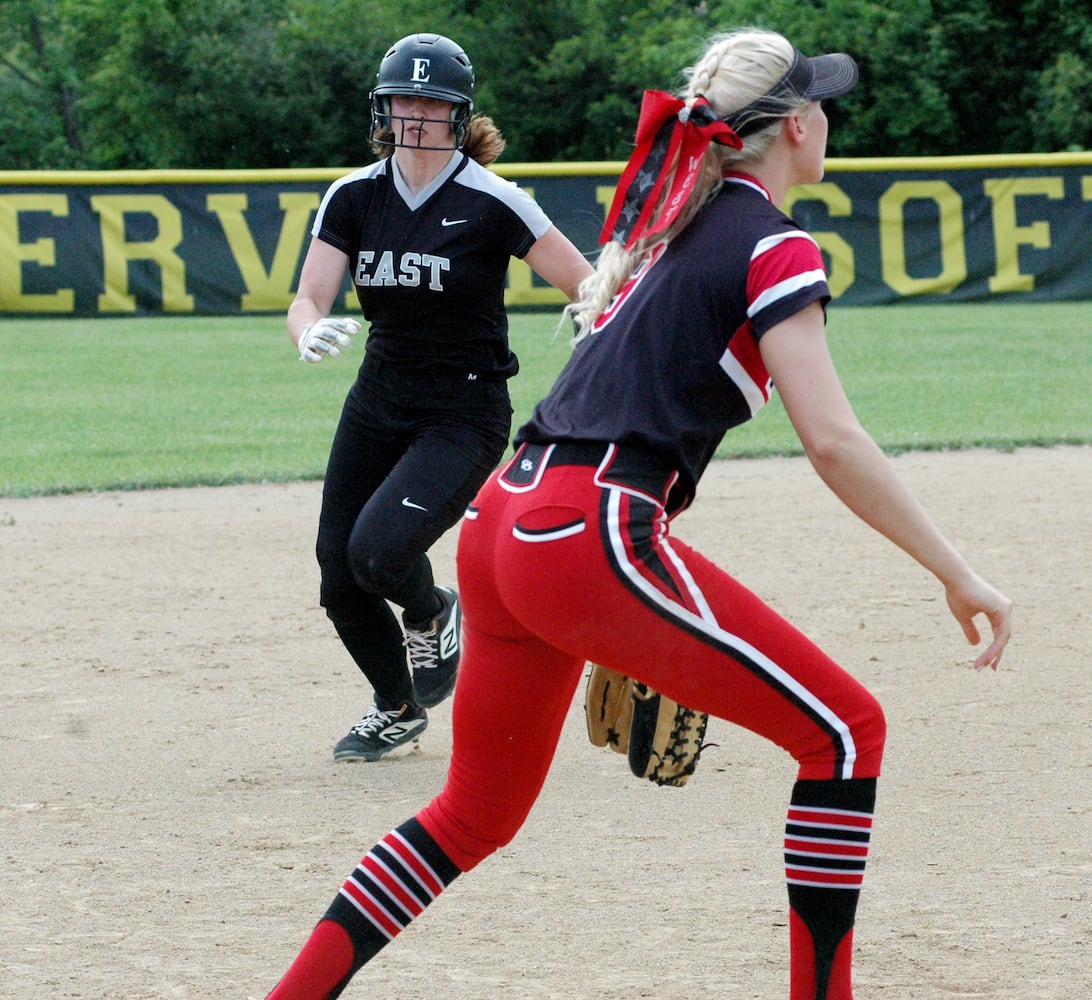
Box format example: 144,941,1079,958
354,250,450,290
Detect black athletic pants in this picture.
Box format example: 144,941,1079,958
315,354,511,706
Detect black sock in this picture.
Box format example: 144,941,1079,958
786,777,877,999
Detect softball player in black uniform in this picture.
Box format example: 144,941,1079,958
264,28,1012,999
287,33,592,762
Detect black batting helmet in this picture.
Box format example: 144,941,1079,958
370,33,475,149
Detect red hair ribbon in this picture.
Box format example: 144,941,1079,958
600,90,743,249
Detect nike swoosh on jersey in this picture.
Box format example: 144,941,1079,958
441,217,468,226
402,497,429,511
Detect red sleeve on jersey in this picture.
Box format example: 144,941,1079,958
745,230,830,338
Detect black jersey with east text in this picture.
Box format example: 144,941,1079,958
518,175,832,504
313,153,551,379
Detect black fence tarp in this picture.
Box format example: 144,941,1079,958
1,153,1089,316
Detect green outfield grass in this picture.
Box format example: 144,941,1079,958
0,302,1088,497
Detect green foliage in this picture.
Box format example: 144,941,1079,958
921,0,1092,155
74,0,309,168
1033,50,1092,152
0,0,87,168
0,304,1088,497
1,0,1088,169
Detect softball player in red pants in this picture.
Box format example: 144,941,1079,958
261,28,1011,1000
268,441,887,1000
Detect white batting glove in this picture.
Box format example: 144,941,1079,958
297,317,362,363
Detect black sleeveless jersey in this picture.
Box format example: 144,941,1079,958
312,152,551,379
518,175,832,505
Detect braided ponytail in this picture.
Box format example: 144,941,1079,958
568,29,803,340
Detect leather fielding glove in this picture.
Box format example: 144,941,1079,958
585,663,711,788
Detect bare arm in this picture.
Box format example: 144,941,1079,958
287,238,351,350
524,225,595,301
760,302,1013,670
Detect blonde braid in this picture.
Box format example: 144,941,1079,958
686,39,722,103
689,30,802,166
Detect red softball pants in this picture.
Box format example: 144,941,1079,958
418,442,886,871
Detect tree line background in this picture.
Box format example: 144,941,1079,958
1,0,1089,171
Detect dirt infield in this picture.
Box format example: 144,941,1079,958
1,446,1088,1000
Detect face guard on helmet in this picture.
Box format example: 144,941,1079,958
370,33,475,150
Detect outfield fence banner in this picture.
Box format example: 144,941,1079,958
1,153,1089,317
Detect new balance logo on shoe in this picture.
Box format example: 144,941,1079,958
404,587,461,709
333,701,428,762
439,616,459,659
379,721,425,744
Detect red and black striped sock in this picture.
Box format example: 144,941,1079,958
266,817,460,1000
785,778,877,1000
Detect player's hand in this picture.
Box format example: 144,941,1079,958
297,317,362,363
944,571,1013,672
